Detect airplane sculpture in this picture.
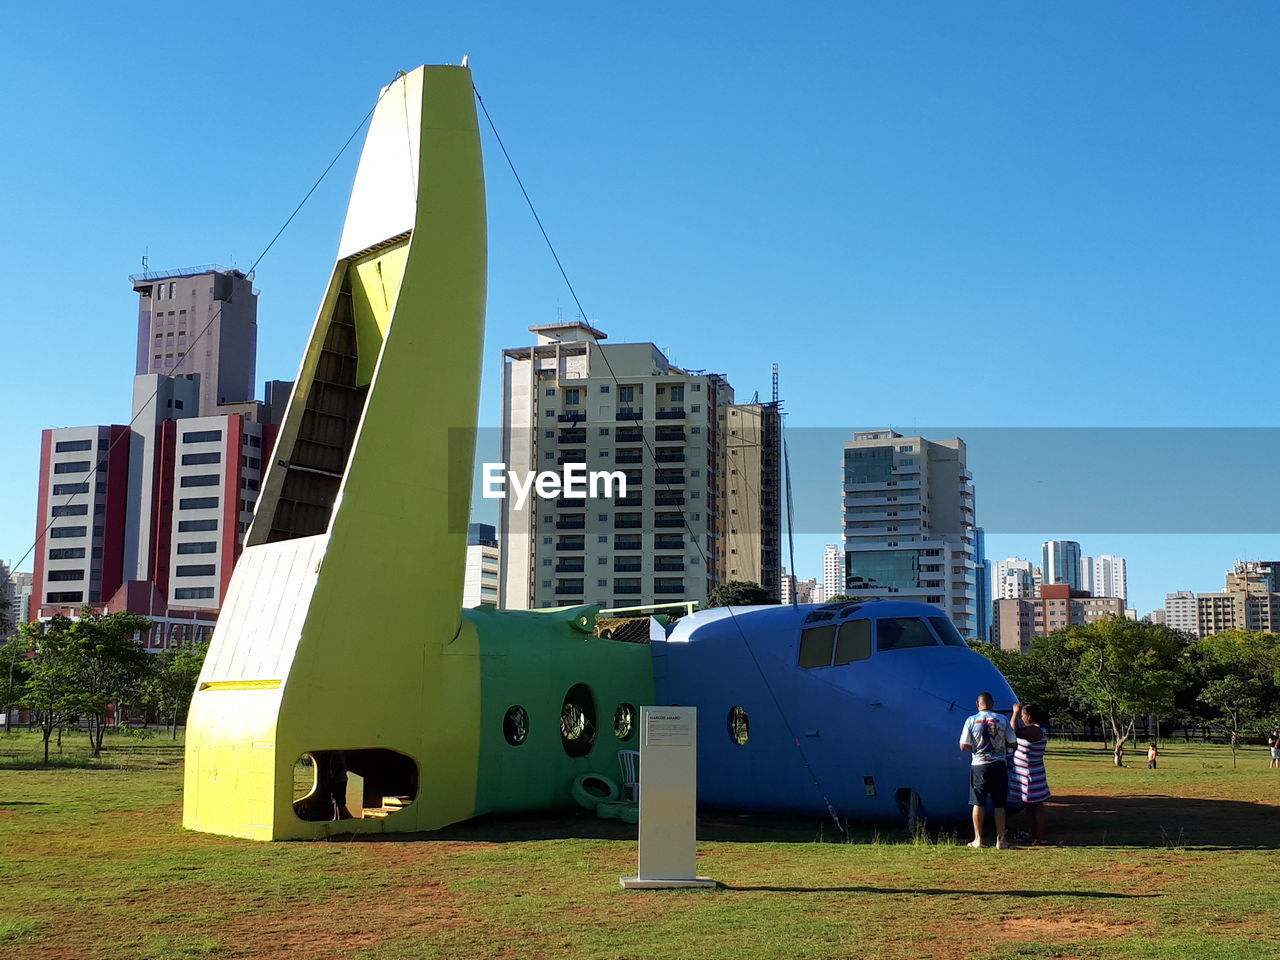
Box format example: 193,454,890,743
183,64,1015,841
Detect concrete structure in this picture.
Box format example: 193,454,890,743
1164,590,1199,635
1080,554,1127,602
840,430,977,637
994,558,1037,599
994,584,1126,652
780,573,820,605
1042,540,1082,591
723,402,782,600
822,544,842,599
130,266,258,417
1,562,33,637
463,523,501,608
1146,608,1167,626
1162,561,1280,639
497,323,779,609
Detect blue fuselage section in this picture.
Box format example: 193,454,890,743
653,600,1016,823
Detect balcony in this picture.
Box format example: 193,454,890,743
615,452,643,464
655,430,685,442
556,561,585,573
614,560,642,572
654,537,685,551
654,583,685,594
556,519,585,530
557,411,585,423
655,494,684,506
654,560,685,572
555,585,585,596
655,515,684,528
556,497,586,508
614,517,642,529
558,430,586,444
655,452,685,463
556,541,585,552
655,472,686,486
617,408,644,421
614,496,642,507
615,537,642,551
615,429,643,442
614,584,642,595
557,455,587,465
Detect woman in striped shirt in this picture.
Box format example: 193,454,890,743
1010,702,1051,844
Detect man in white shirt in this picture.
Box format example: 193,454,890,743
959,691,1017,849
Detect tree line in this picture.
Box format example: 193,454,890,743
973,617,1280,766
0,609,207,763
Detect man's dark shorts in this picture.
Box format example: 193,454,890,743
969,760,1008,807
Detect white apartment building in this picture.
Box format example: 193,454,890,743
463,524,501,608
822,544,842,599
497,322,779,609
1080,554,1127,602
1164,590,1199,635
994,558,1037,599
840,430,978,637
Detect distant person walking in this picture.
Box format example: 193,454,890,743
1010,703,1051,844
959,692,1017,849
1268,729,1279,770
1147,743,1158,770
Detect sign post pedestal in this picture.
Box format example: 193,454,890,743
620,706,715,890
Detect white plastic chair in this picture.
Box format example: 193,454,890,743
617,749,640,802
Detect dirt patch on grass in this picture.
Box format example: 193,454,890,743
1003,916,1133,937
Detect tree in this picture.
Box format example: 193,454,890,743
147,640,209,738
0,641,29,734
1200,674,1262,769
705,581,777,608
1064,617,1185,766
19,609,153,761
826,594,857,604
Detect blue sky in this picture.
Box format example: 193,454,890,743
2,2,1278,615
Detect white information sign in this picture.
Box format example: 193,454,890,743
620,705,715,890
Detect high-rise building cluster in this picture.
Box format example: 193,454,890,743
25,266,291,647
989,541,1132,651
1160,561,1280,638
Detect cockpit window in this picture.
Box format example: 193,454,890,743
876,617,940,652
798,624,837,668
834,619,872,664
927,616,968,647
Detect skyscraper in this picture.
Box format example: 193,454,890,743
822,544,842,599
1093,554,1128,602
1042,540,1082,591
497,322,779,609
30,266,289,646
131,266,258,417
841,430,978,637
994,558,1037,598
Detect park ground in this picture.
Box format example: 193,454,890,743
0,734,1278,960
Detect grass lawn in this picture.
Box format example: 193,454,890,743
1,731,1278,960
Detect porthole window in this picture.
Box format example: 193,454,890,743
728,706,749,746
503,705,529,746
614,703,635,740
560,684,597,757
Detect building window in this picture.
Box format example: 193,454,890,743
545,409,556,418
182,452,221,465
542,558,552,566
176,542,217,554
599,384,610,393
45,591,84,604
54,439,93,453
53,461,91,475
52,482,90,495
618,386,635,403
51,505,88,517
180,475,220,488
691,404,701,413
48,548,85,560
182,430,223,443
174,587,215,600
175,564,216,577
50,526,86,539
546,388,556,396
47,569,85,582
178,519,218,532
598,579,608,588
179,497,219,510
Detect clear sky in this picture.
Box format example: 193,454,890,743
3,2,1278,615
